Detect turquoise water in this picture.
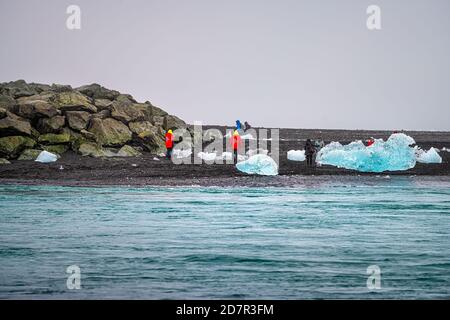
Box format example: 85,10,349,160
0,177,449,299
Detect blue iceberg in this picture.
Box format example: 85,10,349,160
236,154,278,176
416,147,442,164
316,133,417,172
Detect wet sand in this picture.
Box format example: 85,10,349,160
0,127,449,187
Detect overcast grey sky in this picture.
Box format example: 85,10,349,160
1,0,449,130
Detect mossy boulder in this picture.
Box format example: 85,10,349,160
93,98,113,110
43,144,69,155
18,149,43,160
14,98,60,119
117,145,142,157
88,118,132,146
0,158,11,164
128,121,157,136
53,91,97,113
110,102,152,124
78,142,115,158
37,115,66,133
163,114,186,130
0,136,36,158
0,107,7,119
66,111,90,131
76,84,120,100
0,112,32,136
38,132,71,144
0,80,38,98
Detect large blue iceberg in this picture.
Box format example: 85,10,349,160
316,133,417,172
236,154,278,176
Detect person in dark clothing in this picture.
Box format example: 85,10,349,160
305,139,316,166
244,121,251,130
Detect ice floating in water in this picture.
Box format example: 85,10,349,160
416,147,442,164
236,154,278,176
35,151,58,163
287,150,306,161
172,149,192,159
316,133,417,172
441,147,450,152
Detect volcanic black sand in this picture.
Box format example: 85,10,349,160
0,127,449,187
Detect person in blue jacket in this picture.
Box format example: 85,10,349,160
235,120,242,130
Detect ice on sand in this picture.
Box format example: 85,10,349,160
236,154,278,176
172,149,192,159
35,151,58,163
316,133,417,172
287,150,306,161
416,147,442,164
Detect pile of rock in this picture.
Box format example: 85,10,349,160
0,80,187,161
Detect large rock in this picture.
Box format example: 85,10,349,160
151,105,168,117
0,158,11,164
91,109,111,119
139,130,166,153
128,121,157,136
0,107,6,119
163,114,187,130
53,91,97,113
0,112,32,136
66,111,90,131
0,80,38,98
117,145,142,157
37,115,65,133
94,98,113,110
38,132,71,144
76,84,120,100
43,144,69,155
78,142,114,158
115,94,137,104
110,102,152,124
18,149,43,160
0,94,16,110
0,136,36,158
15,94,60,119
88,118,132,146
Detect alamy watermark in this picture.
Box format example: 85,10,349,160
66,265,81,290
169,122,279,165
367,265,381,290
367,5,382,30
66,5,81,30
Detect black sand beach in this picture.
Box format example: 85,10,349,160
0,127,449,187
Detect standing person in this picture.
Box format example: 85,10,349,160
231,130,241,164
367,138,375,146
165,129,174,159
244,121,251,130
305,139,316,166
235,120,242,131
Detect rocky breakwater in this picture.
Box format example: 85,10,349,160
0,80,188,162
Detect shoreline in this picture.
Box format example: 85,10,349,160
1,128,449,187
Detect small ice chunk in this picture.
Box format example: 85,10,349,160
172,149,192,159
287,150,306,161
153,157,160,161
236,154,278,176
35,151,58,163
416,147,442,164
198,152,217,161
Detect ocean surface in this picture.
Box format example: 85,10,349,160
0,176,449,299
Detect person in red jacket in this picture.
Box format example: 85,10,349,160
165,129,174,159
230,130,241,163
367,138,375,147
